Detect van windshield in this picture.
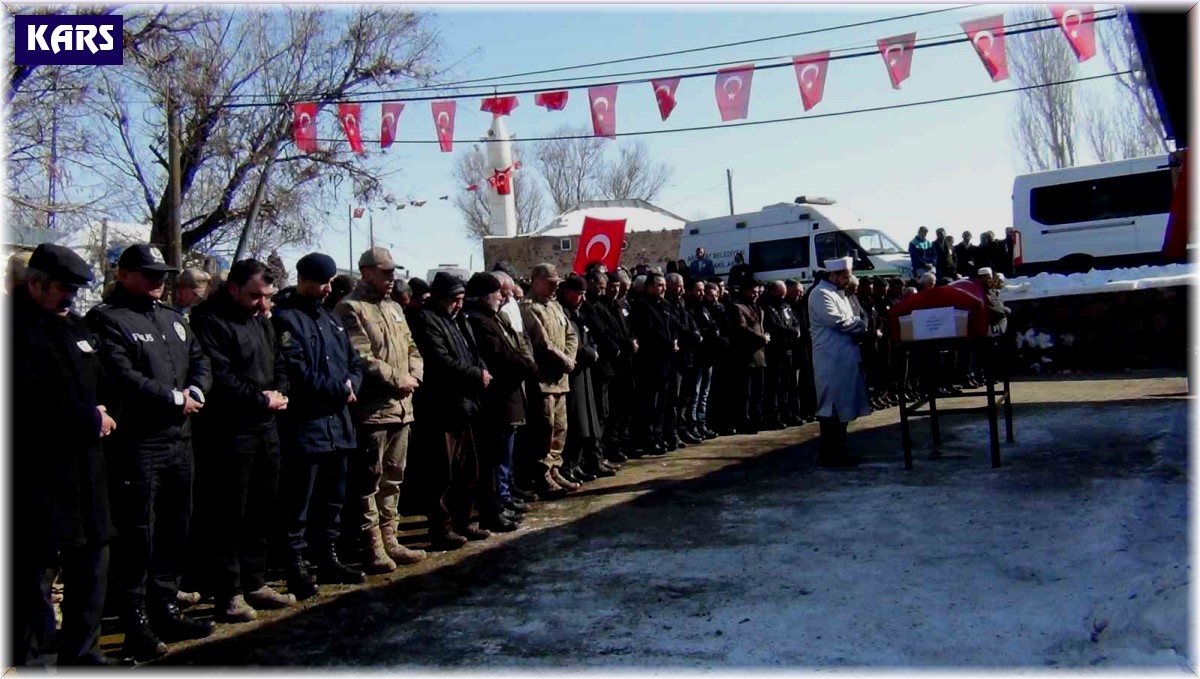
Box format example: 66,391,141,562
844,229,905,256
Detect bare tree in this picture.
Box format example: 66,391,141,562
1009,6,1080,171
1093,10,1168,157
596,141,672,203
452,144,547,241
532,126,609,213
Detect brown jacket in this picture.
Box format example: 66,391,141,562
334,281,424,425
730,299,768,368
520,296,577,394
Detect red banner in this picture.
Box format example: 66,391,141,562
338,103,365,155
1050,5,1096,62
481,96,519,116
962,16,1008,82
651,77,680,121
877,33,917,89
588,85,618,139
573,217,627,274
715,64,754,122
792,52,830,112
380,102,404,149
534,90,569,111
431,100,456,152
292,102,318,153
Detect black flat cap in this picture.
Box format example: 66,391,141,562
118,244,177,273
430,271,465,299
559,274,586,293
296,253,338,283
465,272,501,298
408,277,430,297
28,243,94,286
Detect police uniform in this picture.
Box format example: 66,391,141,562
85,244,213,656
11,244,117,666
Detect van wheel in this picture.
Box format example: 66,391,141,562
1055,254,1094,275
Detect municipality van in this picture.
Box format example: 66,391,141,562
679,197,914,283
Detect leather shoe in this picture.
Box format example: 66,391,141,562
510,485,538,502
500,508,522,522
605,449,628,464
150,602,213,642
571,465,597,482
503,497,529,513
584,462,617,478
481,515,519,533
430,530,468,551
549,467,580,491
459,524,492,541
678,429,702,444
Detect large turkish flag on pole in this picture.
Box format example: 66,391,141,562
573,217,626,274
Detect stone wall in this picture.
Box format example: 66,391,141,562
483,229,684,277
1005,286,1189,374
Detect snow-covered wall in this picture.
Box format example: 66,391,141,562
1001,264,1198,302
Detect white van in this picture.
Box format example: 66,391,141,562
679,197,914,283
1012,154,1176,275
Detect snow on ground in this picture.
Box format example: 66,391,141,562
1001,264,1198,301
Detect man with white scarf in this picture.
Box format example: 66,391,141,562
807,256,872,467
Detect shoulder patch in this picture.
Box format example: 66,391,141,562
280,330,293,347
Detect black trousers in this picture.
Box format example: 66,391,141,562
633,367,671,446
12,543,109,666
423,423,479,536
277,449,348,559
818,417,849,461
204,426,280,599
730,365,765,430
663,368,686,441
603,366,633,453
108,439,192,610
764,351,794,423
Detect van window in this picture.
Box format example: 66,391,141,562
1029,169,1173,226
814,232,873,270
749,236,810,272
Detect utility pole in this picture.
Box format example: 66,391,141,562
347,204,353,270
47,71,59,231
166,87,183,269
234,140,279,263
726,169,734,216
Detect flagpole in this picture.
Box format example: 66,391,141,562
348,204,353,270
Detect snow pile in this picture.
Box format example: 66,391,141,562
1001,263,1198,301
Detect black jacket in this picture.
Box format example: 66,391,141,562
629,296,676,379
759,295,801,357
564,308,602,439
271,288,362,454
407,300,487,427
578,298,622,379
954,242,978,277
664,295,702,369
189,287,289,433
13,289,116,553
86,283,212,445
687,297,729,367
463,301,538,427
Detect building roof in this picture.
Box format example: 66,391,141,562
528,199,688,238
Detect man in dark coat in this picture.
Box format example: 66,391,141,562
628,273,676,457
686,280,727,439
86,244,213,659
558,274,611,483
462,272,537,533
12,244,120,667
664,273,703,448
407,272,493,550
760,280,802,429
189,259,295,622
271,253,366,600
598,269,636,464
955,232,978,278
727,281,769,434
579,272,624,473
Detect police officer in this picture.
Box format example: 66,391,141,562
271,253,367,599
86,244,213,660
11,244,121,666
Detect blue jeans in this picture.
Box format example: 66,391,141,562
496,427,516,503
689,366,714,428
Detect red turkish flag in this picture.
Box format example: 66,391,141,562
338,103,365,155
714,64,754,122
1050,5,1096,62
481,96,519,116
466,184,479,192
431,100,456,152
534,90,569,111
792,52,830,112
292,102,318,153
380,102,404,149
877,33,917,89
962,15,1008,81
353,207,365,219
588,85,618,139
573,217,626,274
651,77,680,121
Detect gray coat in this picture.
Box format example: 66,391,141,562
808,280,871,423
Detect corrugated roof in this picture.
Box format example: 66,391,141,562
528,199,688,238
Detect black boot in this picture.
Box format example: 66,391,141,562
285,553,319,601
149,601,214,643
316,546,367,585
120,606,168,662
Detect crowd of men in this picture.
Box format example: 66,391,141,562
9,236,1011,668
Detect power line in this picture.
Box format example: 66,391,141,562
308,71,1131,145
221,5,982,101
226,13,1117,109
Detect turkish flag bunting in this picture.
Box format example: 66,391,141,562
877,33,917,89
292,102,318,153
588,85,618,139
534,90,569,111
792,52,830,111
353,207,365,219
651,78,680,121
573,217,627,274
466,184,479,192
714,64,754,122
962,15,1008,81
481,96,519,116
338,103,365,155
380,102,404,149
1050,5,1096,62
431,100,456,152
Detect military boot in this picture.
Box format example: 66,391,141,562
315,546,367,585
381,524,428,565
285,553,319,601
119,606,167,662
150,601,213,642
361,527,397,575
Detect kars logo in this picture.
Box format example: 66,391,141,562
14,15,123,66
